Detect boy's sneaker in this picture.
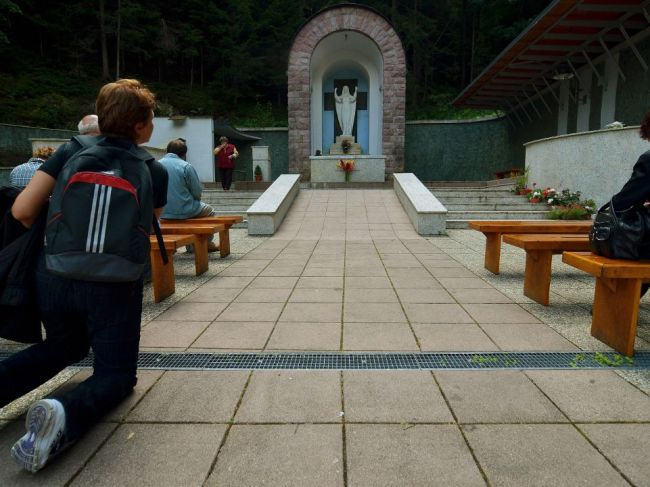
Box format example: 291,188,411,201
11,399,67,473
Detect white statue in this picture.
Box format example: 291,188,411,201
334,85,357,136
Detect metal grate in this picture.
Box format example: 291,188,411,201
1,351,649,370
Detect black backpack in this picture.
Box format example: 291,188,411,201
45,135,162,282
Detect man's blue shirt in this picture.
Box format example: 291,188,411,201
159,153,203,219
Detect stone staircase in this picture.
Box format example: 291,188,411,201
426,180,550,229
200,190,264,227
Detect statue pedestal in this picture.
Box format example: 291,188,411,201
329,135,362,155
310,155,386,182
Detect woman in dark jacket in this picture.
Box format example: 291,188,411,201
610,110,650,260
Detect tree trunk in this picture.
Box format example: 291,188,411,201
115,0,121,79
189,56,194,91
99,0,110,79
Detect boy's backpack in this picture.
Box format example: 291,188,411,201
45,135,160,282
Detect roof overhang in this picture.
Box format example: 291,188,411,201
453,0,650,110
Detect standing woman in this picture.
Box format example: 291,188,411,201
213,135,239,191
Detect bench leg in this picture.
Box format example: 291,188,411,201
193,236,209,275
592,277,640,357
150,249,175,303
219,226,231,258
484,232,501,274
523,249,553,306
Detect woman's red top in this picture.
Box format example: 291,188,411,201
217,143,236,169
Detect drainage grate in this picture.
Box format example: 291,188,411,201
1,351,649,370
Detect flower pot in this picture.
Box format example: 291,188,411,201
529,197,541,204
255,175,262,182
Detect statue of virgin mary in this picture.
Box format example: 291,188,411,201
334,85,357,136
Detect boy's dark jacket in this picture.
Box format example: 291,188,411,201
0,186,44,343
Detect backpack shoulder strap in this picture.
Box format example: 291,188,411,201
71,135,100,150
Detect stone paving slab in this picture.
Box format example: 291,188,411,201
578,424,650,486
191,321,275,349
346,424,485,486
72,423,226,487
526,370,650,422
127,371,248,423
234,371,342,423
413,323,499,351
463,424,628,486
343,371,453,423
436,370,567,423
207,424,343,487
266,322,341,350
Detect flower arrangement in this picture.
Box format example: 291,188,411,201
337,159,355,182
341,139,352,154
545,188,595,220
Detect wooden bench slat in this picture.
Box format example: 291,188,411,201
562,251,650,357
469,220,592,274
161,220,232,258
502,234,591,306
563,251,650,279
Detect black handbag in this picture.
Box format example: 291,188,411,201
589,199,648,259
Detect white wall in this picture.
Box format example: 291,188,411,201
525,126,648,208
149,117,214,182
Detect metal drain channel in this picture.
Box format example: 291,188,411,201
1,351,649,370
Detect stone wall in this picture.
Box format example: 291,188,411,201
0,123,76,166
525,126,646,208
287,5,406,179
237,128,289,180
405,117,519,181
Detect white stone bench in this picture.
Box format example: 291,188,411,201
247,174,301,235
393,173,447,235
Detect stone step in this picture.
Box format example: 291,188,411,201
434,195,531,205
443,203,545,211
445,210,551,229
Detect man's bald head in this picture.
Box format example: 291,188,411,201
78,114,100,135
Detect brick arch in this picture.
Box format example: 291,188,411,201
288,5,406,179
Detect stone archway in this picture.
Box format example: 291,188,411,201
288,4,406,180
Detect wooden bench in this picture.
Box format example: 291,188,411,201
469,220,593,274
173,215,243,258
149,234,195,303
563,251,650,357
159,222,225,274
502,234,591,305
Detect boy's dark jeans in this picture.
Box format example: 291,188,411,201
0,255,142,441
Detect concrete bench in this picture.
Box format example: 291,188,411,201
393,173,447,235
247,174,300,235
159,222,225,275
163,215,243,258
149,234,195,303
502,234,591,305
563,251,650,357
469,220,593,274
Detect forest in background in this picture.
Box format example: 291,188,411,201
0,0,550,129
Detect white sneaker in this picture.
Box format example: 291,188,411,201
11,399,67,472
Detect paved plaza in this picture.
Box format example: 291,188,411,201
1,189,650,486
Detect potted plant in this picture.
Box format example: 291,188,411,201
512,167,529,195
341,139,351,154
254,165,263,182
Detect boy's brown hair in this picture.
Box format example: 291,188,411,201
96,79,156,141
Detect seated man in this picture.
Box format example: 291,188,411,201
160,138,218,252
10,146,55,189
